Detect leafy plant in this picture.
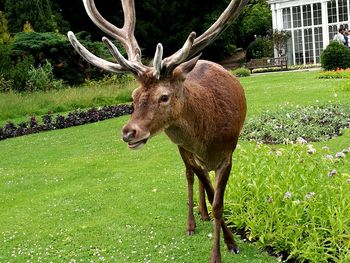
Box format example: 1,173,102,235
25,60,65,91
0,104,132,140
246,37,273,61
0,75,13,92
231,67,251,77
242,104,350,144
226,142,350,262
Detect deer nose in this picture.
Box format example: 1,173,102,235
122,129,136,142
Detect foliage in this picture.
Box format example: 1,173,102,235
246,37,273,60
25,60,65,92
0,11,11,44
231,67,251,77
0,105,132,140
0,31,113,88
230,0,272,49
242,104,350,144
4,0,56,33
321,41,350,71
22,21,34,32
0,75,13,92
227,141,350,262
4,56,35,92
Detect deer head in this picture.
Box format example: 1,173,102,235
68,0,248,150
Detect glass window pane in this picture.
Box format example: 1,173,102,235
313,3,322,25
293,6,302,28
303,5,312,27
304,28,313,64
338,0,348,22
283,8,291,29
314,27,323,63
294,29,303,64
328,0,337,23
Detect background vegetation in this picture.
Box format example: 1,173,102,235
0,0,272,91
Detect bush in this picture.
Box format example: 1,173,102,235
242,104,350,144
246,37,274,61
25,60,65,91
0,75,13,92
231,67,251,77
0,104,132,140
321,41,350,71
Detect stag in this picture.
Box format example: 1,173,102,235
68,0,247,262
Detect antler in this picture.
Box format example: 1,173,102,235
68,0,150,76
68,0,248,78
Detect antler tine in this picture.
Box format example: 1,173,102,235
162,0,248,71
68,31,128,73
102,37,147,75
83,0,141,62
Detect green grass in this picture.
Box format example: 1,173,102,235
0,117,276,262
1,70,350,262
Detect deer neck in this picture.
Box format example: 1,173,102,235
164,82,210,152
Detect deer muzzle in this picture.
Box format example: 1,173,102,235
121,123,150,150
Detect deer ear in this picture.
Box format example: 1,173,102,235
172,54,201,81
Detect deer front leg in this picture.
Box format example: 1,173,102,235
210,155,236,263
185,168,196,235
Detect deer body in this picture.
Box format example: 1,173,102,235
164,60,246,170
68,1,248,262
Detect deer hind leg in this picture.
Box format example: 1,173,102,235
198,180,210,221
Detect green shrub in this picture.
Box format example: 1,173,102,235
246,37,274,61
0,75,13,92
26,60,65,91
10,56,34,92
242,104,350,144
231,67,251,77
321,41,350,71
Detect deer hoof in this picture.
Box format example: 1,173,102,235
187,230,195,236
229,247,240,254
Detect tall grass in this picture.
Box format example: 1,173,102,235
0,75,136,122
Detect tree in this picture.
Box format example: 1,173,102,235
56,0,256,61
5,0,55,32
271,29,291,57
231,0,272,49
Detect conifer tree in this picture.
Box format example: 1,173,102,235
5,0,55,32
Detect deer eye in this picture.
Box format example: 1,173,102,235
159,94,169,103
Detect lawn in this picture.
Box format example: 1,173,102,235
1,70,350,262
0,117,275,262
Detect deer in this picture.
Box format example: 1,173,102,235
68,0,248,262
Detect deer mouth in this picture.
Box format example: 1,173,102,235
128,138,149,150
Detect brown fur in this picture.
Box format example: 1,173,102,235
122,59,246,263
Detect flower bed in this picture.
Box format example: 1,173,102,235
0,104,132,141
